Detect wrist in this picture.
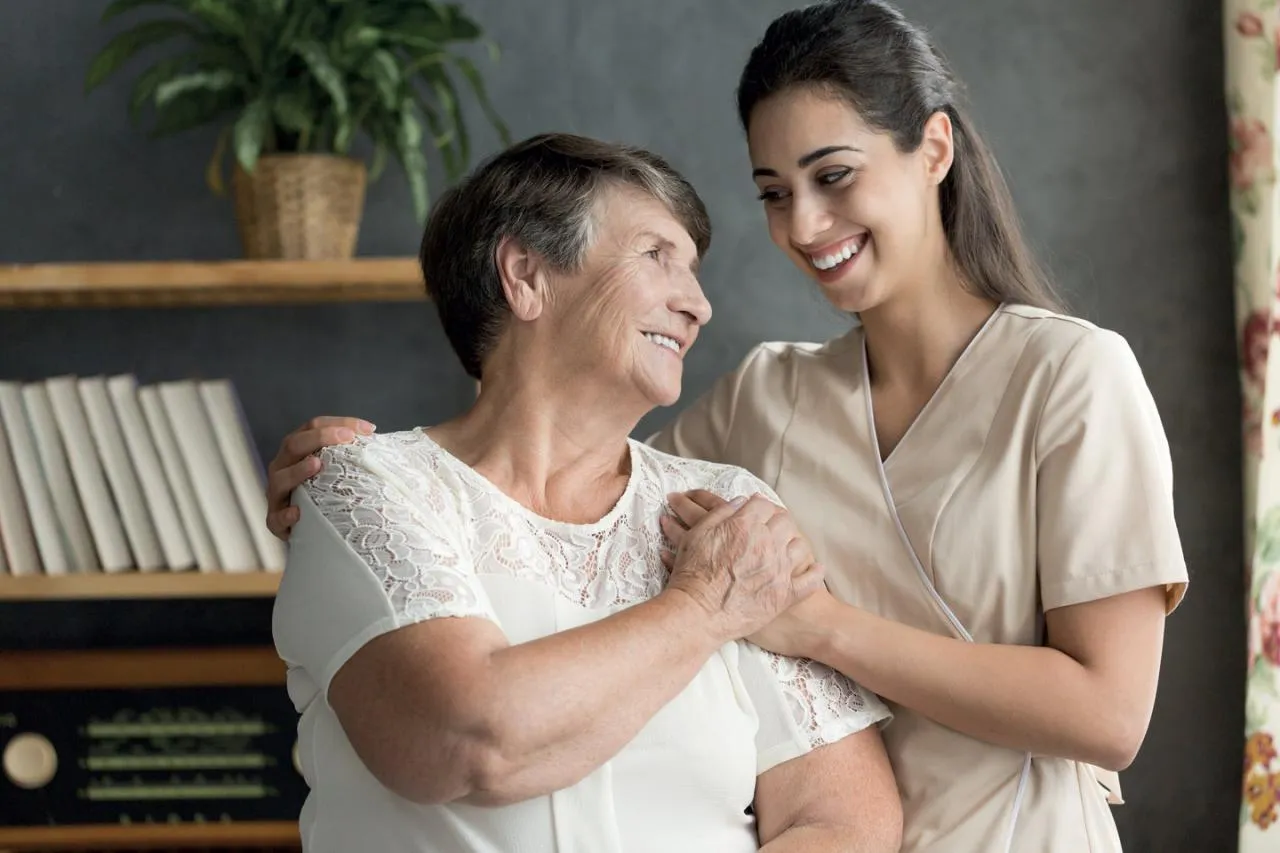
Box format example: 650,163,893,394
807,595,859,669
656,586,729,650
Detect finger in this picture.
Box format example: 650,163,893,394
266,506,300,541
667,492,710,528
766,510,799,540
683,489,731,513
280,425,359,464
785,537,813,570
790,562,826,601
660,549,674,570
731,493,783,525
299,415,376,435
659,514,689,547
683,492,750,533
268,457,321,508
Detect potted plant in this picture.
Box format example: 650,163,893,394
85,0,510,260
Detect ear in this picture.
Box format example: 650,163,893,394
920,111,954,185
495,235,546,322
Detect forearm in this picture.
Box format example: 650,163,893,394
809,602,1137,770
462,590,722,803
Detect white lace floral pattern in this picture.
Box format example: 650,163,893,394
305,429,888,749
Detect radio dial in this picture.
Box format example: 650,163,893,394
3,732,58,789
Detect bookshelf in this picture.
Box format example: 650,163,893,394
0,257,427,308
0,569,280,601
0,258,419,603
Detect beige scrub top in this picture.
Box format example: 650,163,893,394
648,304,1188,853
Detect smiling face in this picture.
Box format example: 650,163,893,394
747,86,953,314
545,185,712,409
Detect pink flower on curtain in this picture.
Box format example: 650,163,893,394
1232,117,1273,190
1258,572,1280,668
1244,309,1271,384
1240,12,1265,37
1254,611,1264,674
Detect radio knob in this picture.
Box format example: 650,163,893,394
3,732,58,789
292,739,302,775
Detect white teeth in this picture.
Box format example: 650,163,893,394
809,238,862,270
644,332,680,353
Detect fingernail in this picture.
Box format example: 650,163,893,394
308,456,322,473
730,495,748,508
358,420,376,434
336,428,355,441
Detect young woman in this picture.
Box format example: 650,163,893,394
264,3,1187,851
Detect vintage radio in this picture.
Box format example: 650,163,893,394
0,646,306,851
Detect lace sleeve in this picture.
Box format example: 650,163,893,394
305,439,498,626
763,652,891,748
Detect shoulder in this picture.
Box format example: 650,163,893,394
632,440,781,504
998,304,1141,374
304,429,462,512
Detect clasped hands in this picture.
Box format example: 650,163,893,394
660,489,838,659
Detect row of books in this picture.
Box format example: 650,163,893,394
0,375,284,576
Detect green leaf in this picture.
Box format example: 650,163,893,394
413,86,457,175
155,69,237,107
206,123,231,194
366,49,401,110
233,96,271,171
293,40,349,115
149,87,236,137
101,0,183,23
188,0,246,38
370,138,389,182
272,91,314,148
396,102,430,222
449,55,509,145
85,19,196,92
431,70,468,176
128,55,188,120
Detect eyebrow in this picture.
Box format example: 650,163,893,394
751,145,862,178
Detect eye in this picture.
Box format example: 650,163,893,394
644,247,662,261
756,187,790,204
817,167,855,186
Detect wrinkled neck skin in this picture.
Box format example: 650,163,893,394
426,342,646,524
858,243,998,397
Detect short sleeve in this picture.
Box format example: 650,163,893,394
1035,329,1188,614
272,439,498,703
739,644,893,775
700,465,893,774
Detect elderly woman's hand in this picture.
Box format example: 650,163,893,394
265,416,375,540
659,490,824,643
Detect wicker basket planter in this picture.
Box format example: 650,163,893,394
231,154,367,260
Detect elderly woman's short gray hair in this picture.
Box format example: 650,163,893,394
419,132,712,380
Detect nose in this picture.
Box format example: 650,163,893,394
670,269,713,327
788,193,834,249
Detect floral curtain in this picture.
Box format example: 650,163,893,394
1230,1,1280,843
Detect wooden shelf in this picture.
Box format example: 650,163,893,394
0,821,299,850
0,571,280,602
0,258,427,308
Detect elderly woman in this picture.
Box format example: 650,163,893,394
271,132,901,853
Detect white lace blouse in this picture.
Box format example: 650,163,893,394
272,429,890,853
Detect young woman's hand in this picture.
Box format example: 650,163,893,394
265,416,375,539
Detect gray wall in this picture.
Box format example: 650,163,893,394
0,1,1240,850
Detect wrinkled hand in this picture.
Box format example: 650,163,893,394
659,489,824,644
661,490,816,577
265,416,375,540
